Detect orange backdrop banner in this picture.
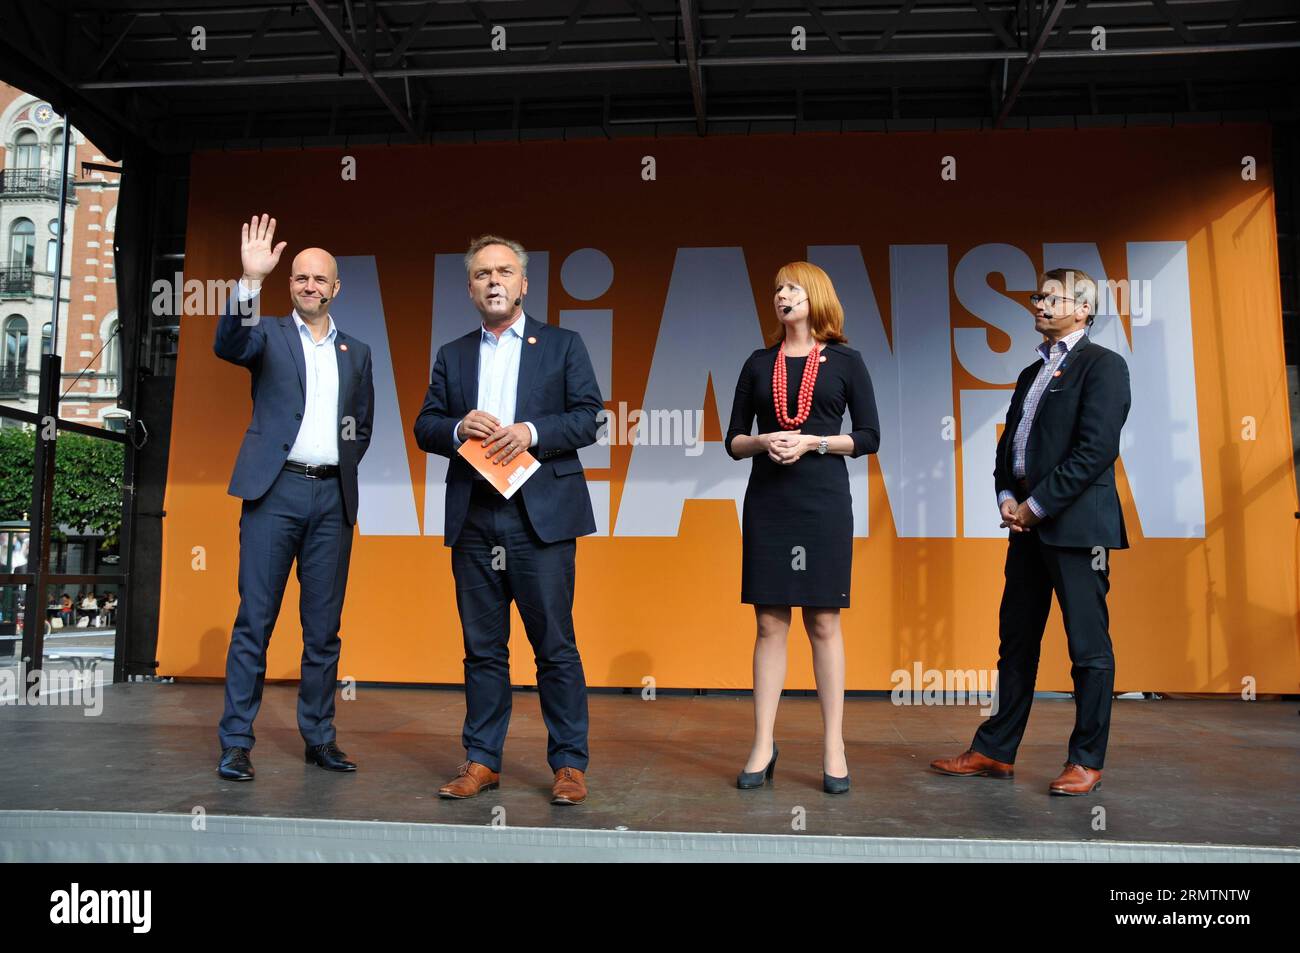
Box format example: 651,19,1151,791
157,125,1300,692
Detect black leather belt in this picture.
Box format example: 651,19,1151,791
284,460,339,479
470,478,514,503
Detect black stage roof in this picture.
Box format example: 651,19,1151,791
2,1,1298,158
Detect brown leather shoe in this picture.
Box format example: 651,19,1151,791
1049,761,1102,795
437,761,500,799
551,766,587,805
929,749,1015,779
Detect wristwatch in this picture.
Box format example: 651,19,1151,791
817,437,829,455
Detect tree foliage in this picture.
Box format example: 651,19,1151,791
0,426,123,540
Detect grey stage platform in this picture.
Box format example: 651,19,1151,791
1,682,1296,862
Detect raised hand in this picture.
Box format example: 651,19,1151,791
240,213,287,282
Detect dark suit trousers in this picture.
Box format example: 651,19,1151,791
219,468,354,750
451,479,589,773
972,530,1116,769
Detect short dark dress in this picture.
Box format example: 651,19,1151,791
725,342,880,608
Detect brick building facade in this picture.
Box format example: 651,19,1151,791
0,82,124,430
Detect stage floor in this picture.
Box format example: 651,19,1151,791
1,682,1297,861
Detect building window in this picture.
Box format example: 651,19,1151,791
3,316,28,372
14,129,39,168
102,318,119,378
41,321,51,355
9,219,35,269
46,239,58,273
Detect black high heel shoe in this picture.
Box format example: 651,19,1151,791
823,752,850,794
822,771,850,794
736,744,778,789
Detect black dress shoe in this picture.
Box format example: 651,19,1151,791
218,746,254,781
305,740,357,772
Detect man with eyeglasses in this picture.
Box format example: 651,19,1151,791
211,213,375,782
931,267,1131,795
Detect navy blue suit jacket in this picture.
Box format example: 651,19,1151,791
413,314,602,547
995,336,1131,550
213,295,374,525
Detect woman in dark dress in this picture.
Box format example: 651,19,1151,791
724,261,880,794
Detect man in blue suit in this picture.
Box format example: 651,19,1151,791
413,235,602,805
931,268,1131,796
213,213,374,782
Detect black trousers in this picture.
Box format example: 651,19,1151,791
451,480,589,773
219,468,354,751
972,530,1116,769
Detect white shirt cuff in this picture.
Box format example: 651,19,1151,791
524,421,538,448
236,278,261,301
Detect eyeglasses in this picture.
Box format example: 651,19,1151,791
1029,293,1076,309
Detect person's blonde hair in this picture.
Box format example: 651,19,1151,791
465,234,529,276
771,261,848,345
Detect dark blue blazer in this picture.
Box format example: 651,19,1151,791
995,336,1131,550
413,314,602,547
213,295,374,525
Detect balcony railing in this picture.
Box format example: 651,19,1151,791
0,367,38,400
0,266,34,297
0,169,77,201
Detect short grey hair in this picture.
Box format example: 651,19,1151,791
1041,267,1097,325
464,235,528,277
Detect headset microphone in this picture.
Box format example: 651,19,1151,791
781,298,807,315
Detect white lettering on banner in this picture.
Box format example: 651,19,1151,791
810,244,956,537
952,243,1043,384
961,389,1014,538
340,242,1205,540
615,247,758,536
559,246,615,536
335,256,420,535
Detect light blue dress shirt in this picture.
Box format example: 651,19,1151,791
451,310,539,450
997,327,1089,519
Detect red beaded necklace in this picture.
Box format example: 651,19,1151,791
772,339,821,429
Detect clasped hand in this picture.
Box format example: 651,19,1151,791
459,410,531,466
999,498,1042,533
764,430,811,465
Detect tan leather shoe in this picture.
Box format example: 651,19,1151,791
1049,761,1102,795
551,766,587,805
929,749,1015,779
437,761,500,799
